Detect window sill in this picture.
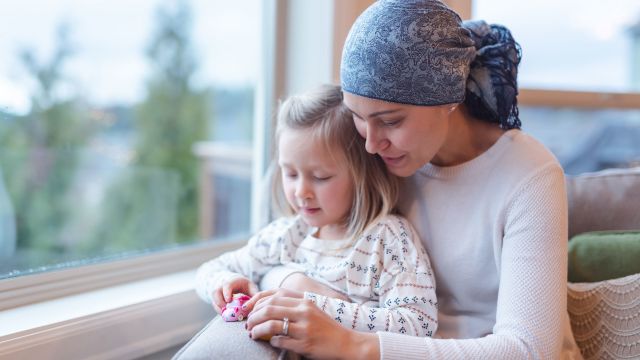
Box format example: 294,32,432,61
0,270,215,360
0,239,246,311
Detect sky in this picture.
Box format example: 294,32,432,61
1,0,640,115
474,0,640,91
0,0,261,114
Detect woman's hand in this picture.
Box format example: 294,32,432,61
245,291,380,359
210,276,259,314
241,287,304,314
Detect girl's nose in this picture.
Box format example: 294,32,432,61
295,179,312,200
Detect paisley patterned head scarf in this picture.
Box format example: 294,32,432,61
340,0,522,129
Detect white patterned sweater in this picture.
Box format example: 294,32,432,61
195,214,438,337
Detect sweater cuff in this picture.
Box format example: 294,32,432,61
377,331,428,360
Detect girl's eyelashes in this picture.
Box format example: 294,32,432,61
282,171,330,181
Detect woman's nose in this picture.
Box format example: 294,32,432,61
364,127,389,154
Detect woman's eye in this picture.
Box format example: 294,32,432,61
382,119,401,127
314,176,331,181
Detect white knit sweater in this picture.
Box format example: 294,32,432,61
378,130,582,359
195,214,438,337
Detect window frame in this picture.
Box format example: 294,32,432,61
455,0,640,111
0,0,285,309
0,240,245,312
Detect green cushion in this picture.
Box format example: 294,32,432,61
568,231,640,283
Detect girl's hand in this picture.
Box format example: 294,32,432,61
245,293,379,359
211,276,259,314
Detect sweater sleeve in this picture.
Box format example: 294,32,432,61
195,217,300,304
305,217,438,337
379,163,569,359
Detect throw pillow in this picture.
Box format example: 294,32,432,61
568,231,640,283
567,272,640,360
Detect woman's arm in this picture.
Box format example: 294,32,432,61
378,163,570,359
247,164,569,359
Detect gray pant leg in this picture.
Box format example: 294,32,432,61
173,317,299,360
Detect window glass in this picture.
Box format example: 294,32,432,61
474,0,640,92
521,107,640,175
0,0,260,279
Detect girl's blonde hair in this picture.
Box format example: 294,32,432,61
272,84,399,238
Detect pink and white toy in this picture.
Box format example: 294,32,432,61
221,293,251,321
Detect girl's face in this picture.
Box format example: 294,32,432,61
343,91,453,177
278,127,354,239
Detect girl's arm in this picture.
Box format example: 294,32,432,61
303,268,437,336
195,217,300,304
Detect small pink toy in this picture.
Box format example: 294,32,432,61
221,293,251,321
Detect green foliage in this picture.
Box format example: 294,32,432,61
92,0,210,249
0,25,91,253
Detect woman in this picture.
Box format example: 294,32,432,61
244,0,583,359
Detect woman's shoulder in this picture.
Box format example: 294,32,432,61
498,130,565,184
501,129,561,171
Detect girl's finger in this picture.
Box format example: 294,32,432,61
212,289,225,313
222,283,233,302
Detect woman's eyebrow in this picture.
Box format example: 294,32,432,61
347,108,402,119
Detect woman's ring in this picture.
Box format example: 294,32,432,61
282,317,289,336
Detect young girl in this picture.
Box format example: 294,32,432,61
194,84,437,339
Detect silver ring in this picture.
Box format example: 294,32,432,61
282,317,289,336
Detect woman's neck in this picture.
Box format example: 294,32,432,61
431,105,506,167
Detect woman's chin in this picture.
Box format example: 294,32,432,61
388,163,421,177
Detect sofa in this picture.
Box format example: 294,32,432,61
565,167,640,360
175,167,640,360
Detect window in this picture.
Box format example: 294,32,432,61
473,0,640,173
0,0,261,280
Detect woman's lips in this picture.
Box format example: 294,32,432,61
381,154,405,166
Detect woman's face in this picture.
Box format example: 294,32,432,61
343,91,453,177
